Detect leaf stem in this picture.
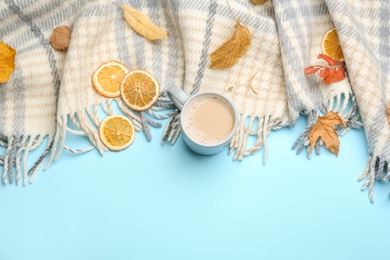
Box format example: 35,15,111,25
226,0,238,20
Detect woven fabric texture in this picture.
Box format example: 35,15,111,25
0,0,389,202
325,0,390,202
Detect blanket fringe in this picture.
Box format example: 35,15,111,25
292,92,362,157
229,115,282,164
0,134,52,185
161,111,284,163
58,94,174,158
0,93,174,185
161,109,181,145
358,154,390,203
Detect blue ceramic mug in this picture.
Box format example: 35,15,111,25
167,86,239,155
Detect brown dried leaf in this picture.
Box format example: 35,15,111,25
251,0,268,4
116,3,168,40
50,26,71,51
387,102,390,124
308,111,346,156
0,41,16,83
210,19,251,69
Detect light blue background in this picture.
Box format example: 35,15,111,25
0,115,389,260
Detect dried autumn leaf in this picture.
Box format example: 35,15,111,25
319,67,331,78
50,26,71,51
115,3,168,40
251,0,268,4
308,111,346,156
304,54,346,84
321,67,345,84
304,66,321,75
332,68,345,82
0,41,16,83
387,102,390,124
210,19,251,69
318,53,339,66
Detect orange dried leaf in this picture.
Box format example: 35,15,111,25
319,67,330,78
330,67,345,82
320,68,345,84
210,19,251,69
0,42,16,83
322,69,335,84
308,111,346,156
304,66,321,75
305,53,346,85
318,53,338,66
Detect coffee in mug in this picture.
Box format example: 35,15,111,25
166,86,239,155
182,95,235,146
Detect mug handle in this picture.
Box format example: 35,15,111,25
166,85,189,111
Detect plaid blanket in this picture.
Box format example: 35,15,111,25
0,0,389,202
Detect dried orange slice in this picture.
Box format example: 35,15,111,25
120,70,160,111
321,28,344,61
99,115,135,151
92,61,129,98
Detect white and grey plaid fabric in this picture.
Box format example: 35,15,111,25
0,0,93,185
56,0,290,164
0,0,389,202
325,0,390,202
273,0,361,157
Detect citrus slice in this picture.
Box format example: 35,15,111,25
321,28,344,61
99,115,135,151
92,61,129,98
120,70,160,111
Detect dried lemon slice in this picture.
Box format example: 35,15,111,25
99,115,135,151
92,61,129,98
321,28,344,61
120,70,160,111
